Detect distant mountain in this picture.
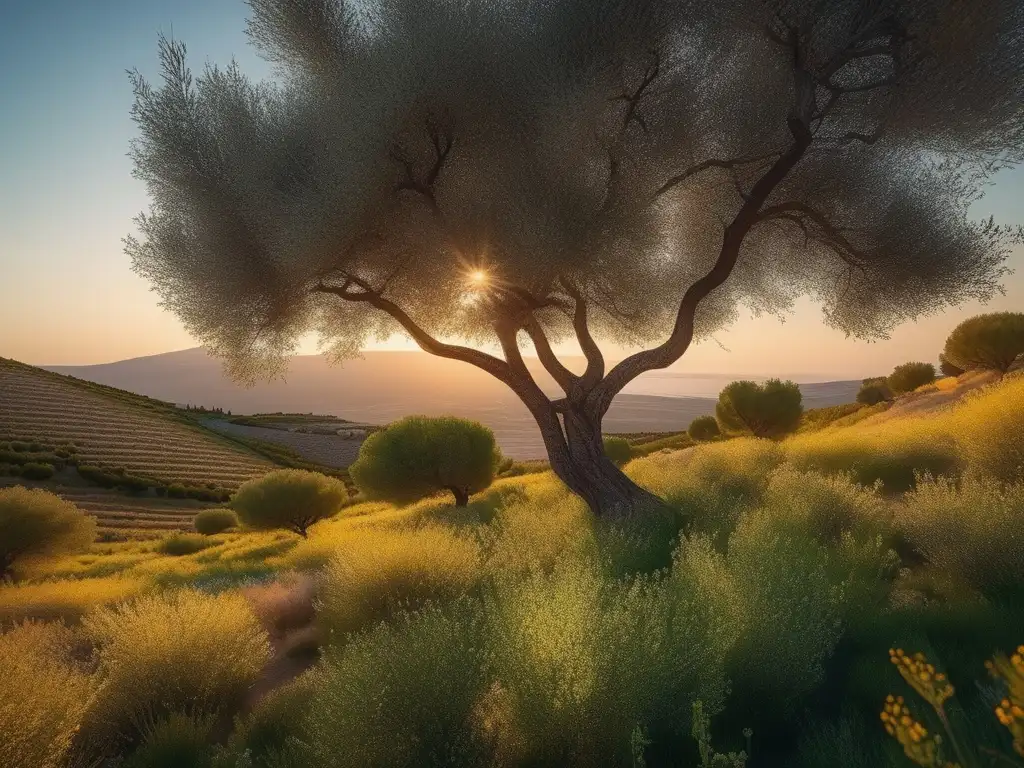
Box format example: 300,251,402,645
47,348,860,459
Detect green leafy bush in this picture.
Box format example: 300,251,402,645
318,525,482,639
0,620,94,768
0,486,96,578
716,379,803,439
886,362,936,394
688,415,720,441
166,484,187,499
301,600,492,768
897,476,1024,597
226,673,314,765
232,469,348,537
80,590,270,753
122,712,216,768
19,462,55,480
602,436,633,466
193,508,238,535
943,311,1024,373
350,416,500,507
157,534,213,557
856,380,891,405
938,353,964,378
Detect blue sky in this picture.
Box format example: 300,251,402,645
0,1,1021,378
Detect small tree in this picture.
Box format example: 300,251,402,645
193,508,239,535
943,312,1024,374
601,436,633,467
857,379,892,406
687,416,720,442
716,379,803,439
350,416,499,507
938,353,965,378
231,469,348,537
0,486,96,578
887,362,936,394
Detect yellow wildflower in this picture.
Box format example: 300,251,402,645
890,649,955,711
879,695,959,767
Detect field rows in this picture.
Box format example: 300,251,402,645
0,359,274,489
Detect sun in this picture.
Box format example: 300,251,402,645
469,269,488,285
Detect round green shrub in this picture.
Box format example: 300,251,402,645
0,486,96,578
601,436,633,466
166,484,187,499
231,469,348,537
886,361,936,394
19,462,55,481
856,381,891,406
157,534,212,557
715,379,803,439
350,416,500,507
943,311,1024,373
193,508,238,536
687,415,720,442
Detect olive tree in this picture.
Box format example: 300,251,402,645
887,361,936,393
349,416,499,506
943,312,1024,374
716,379,803,438
231,469,348,536
127,0,1024,518
688,415,721,442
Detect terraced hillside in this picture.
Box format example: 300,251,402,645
0,357,274,490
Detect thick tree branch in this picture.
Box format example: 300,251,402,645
523,317,578,396
392,120,453,215
311,278,513,383
558,275,605,389
591,130,814,416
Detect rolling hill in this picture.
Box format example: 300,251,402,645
48,348,862,459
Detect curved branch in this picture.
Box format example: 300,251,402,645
558,275,605,389
757,201,871,270
590,132,814,416
311,279,512,383
523,317,578,396
654,153,780,199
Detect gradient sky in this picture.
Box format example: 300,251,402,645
1,1,1021,379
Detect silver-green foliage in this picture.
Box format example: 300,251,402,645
350,416,500,506
231,469,348,536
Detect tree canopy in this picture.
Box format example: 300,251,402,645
943,312,1024,374
349,416,500,506
887,361,936,393
716,379,803,439
231,469,348,536
126,0,1024,517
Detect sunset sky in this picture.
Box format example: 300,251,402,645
2,0,1022,379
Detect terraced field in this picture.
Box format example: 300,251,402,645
0,358,274,490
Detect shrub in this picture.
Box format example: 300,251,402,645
628,438,785,548
484,548,738,764
856,381,891,405
301,600,492,768
318,525,482,639
897,476,1024,597
227,673,314,765
350,416,500,506
886,362,936,394
193,508,238,535
0,486,96,578
716,379,803,439
950,372,1024,483
166,483,187,499
77,465,120,488
0,621,94,768
122,712,216,768
157,533,213,556
943,311,1024,373
785,422,961,493
726,503,844,707
688,415,720,441
80,590,270,752
602,436,633,466
231,469,348,537
20,462,55,480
